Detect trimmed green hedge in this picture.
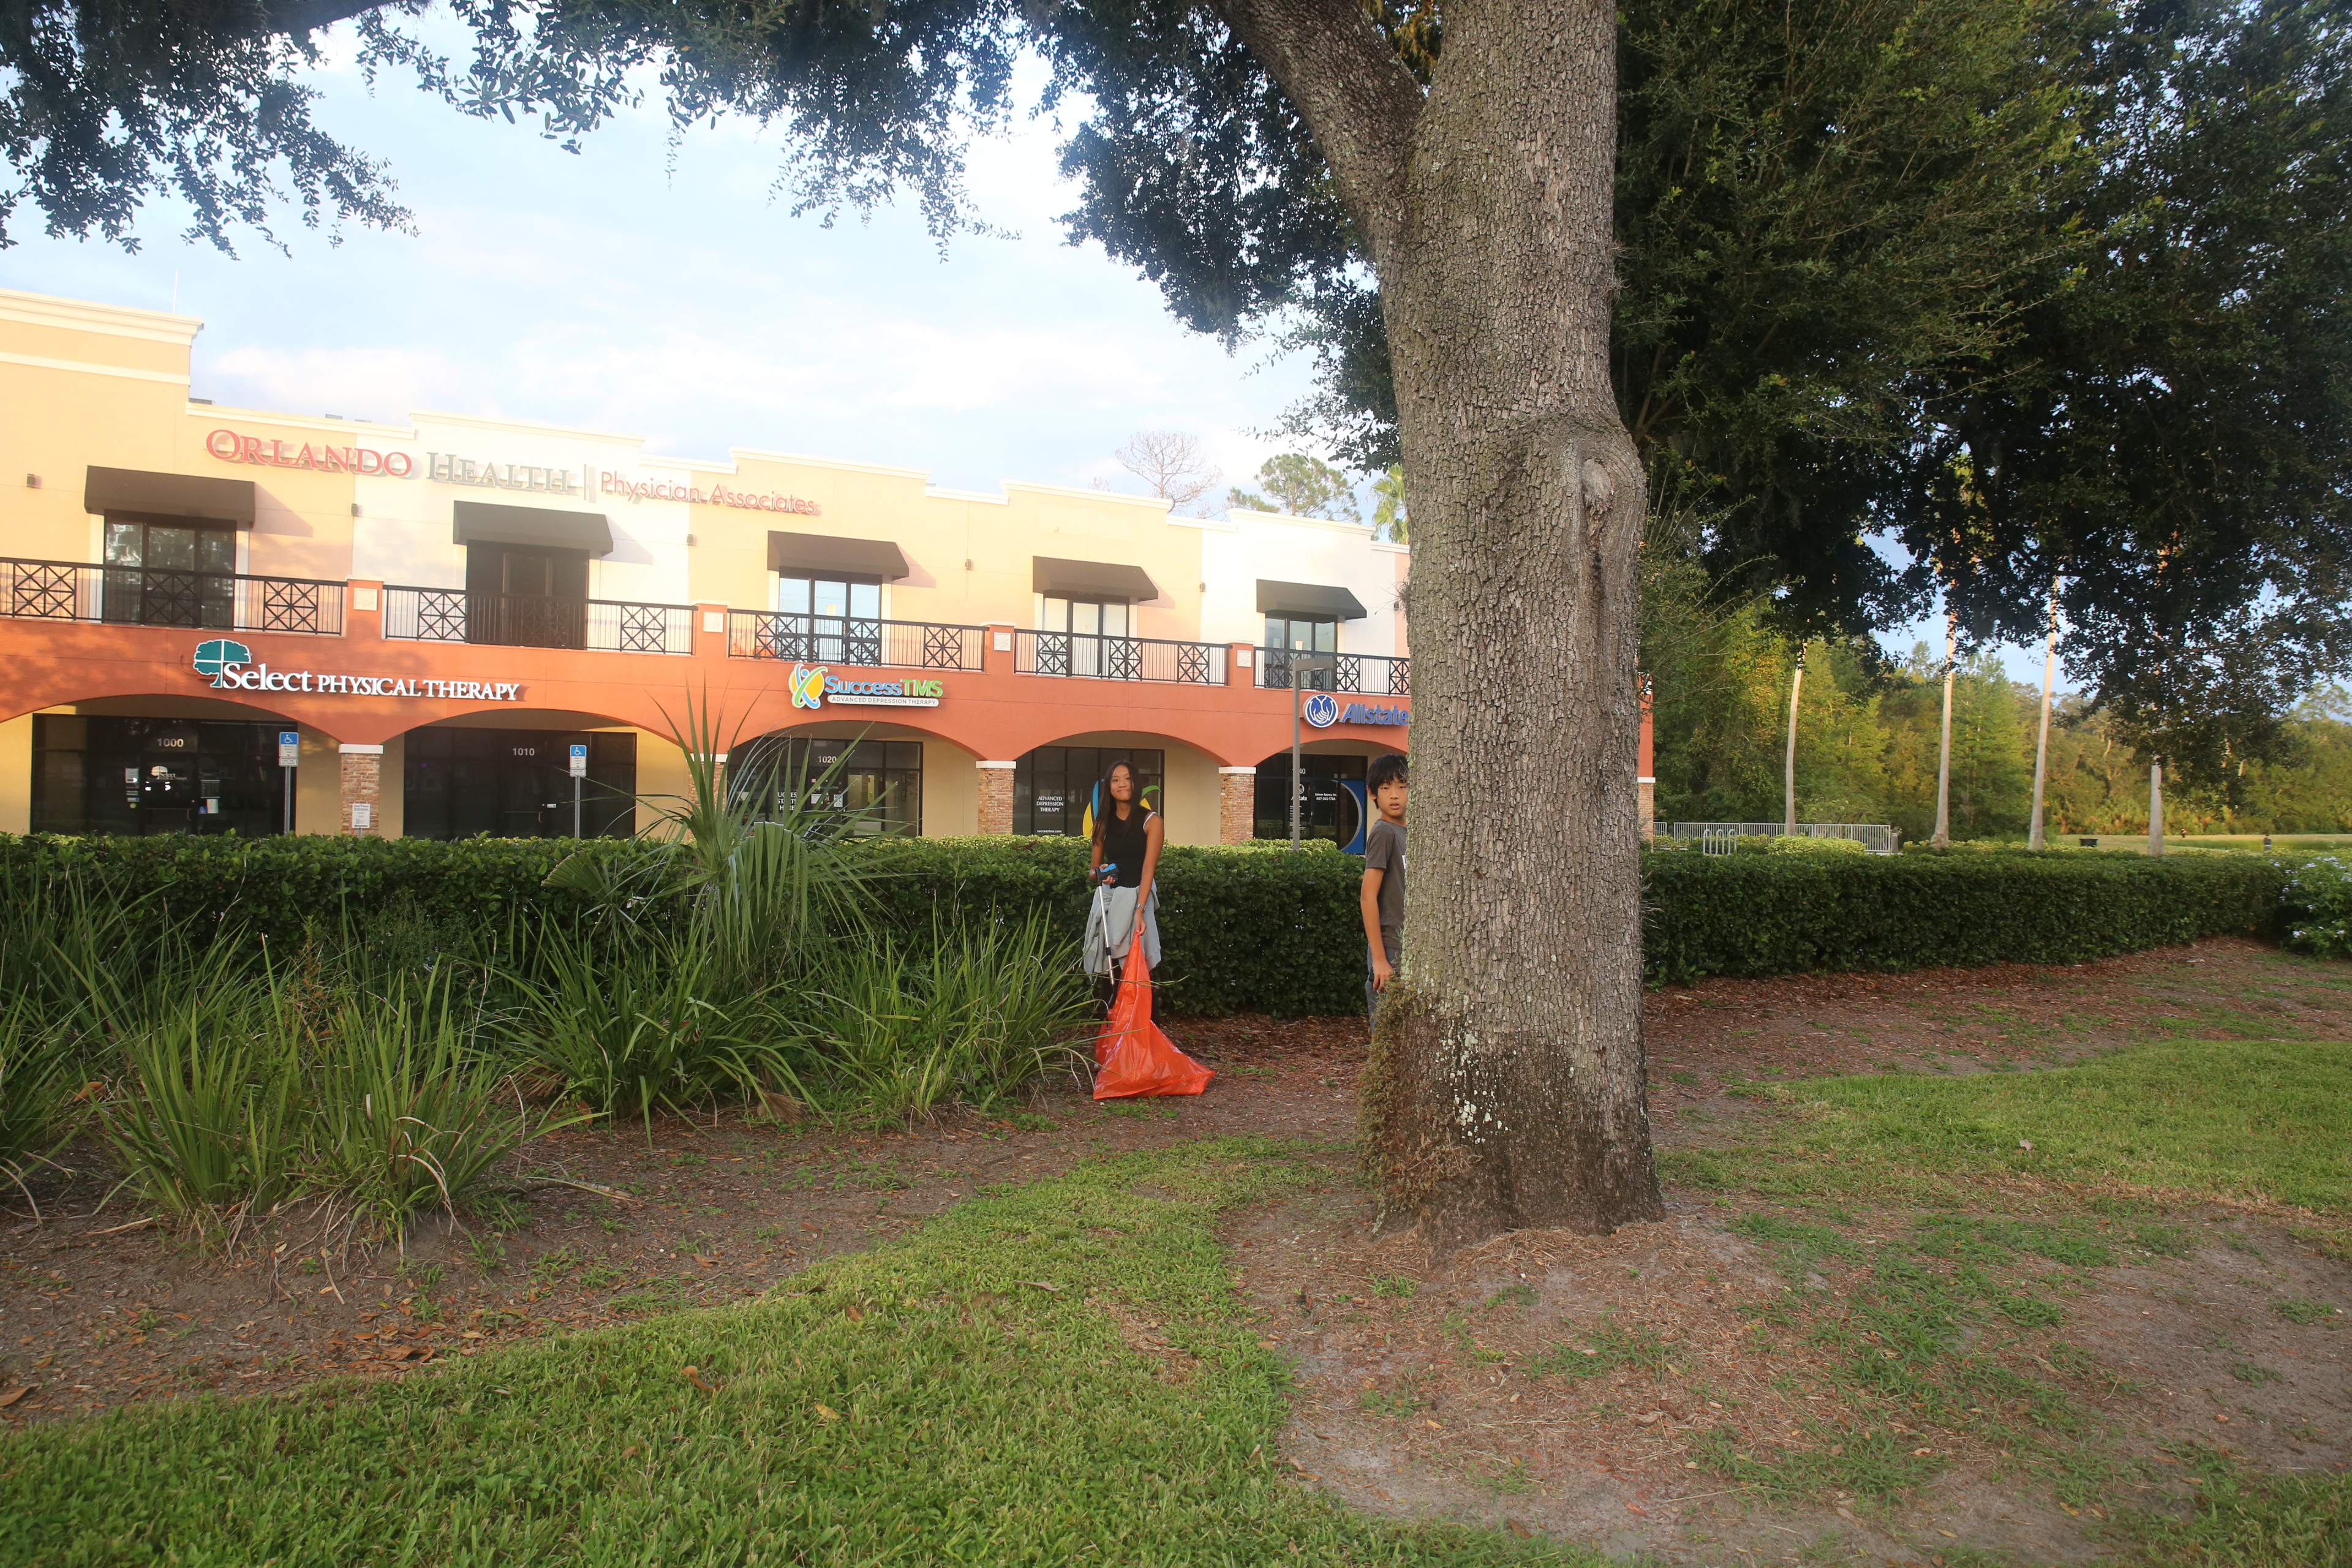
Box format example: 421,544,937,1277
0,834,2293,1014
0,832,581,949
1641,847,2285,982
0,832,1369,1018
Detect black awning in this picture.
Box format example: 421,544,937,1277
452,500,614,556
1256,578,1369,620
84,467,255,527
1033,556,1159,601
767,530,910,580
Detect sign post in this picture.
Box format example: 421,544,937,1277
568,743,588,838
277,731,300,835
1287,651,1335,851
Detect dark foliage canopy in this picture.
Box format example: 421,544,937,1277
7,0,2346,780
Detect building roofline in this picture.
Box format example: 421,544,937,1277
1003,480,1172,513
1226,507,1379,538
0,288,202,349
188,404,418,441
728,447,933,481
410,408,648,444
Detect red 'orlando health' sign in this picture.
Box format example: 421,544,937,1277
206,428,415,477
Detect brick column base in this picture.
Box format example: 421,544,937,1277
1638,777,1656,843
1218,766,1257,844
977,761,1017,834
341,744,385,836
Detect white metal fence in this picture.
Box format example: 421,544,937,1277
1666,822,1900,855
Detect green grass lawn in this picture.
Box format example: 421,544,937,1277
1672,1038,2352,1215
1667,1035,2352,1565
0,1139,1588,1567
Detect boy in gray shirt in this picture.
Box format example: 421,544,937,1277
1359,755,1408,1025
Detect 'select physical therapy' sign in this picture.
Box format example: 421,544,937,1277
789,664,943,710
193,641,525,703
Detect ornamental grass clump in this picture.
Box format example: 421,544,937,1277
96,954,306,1221
306,970,548,1231
810,913,1089,1126
0,998,83,1218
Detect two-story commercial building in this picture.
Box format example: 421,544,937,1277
0,288,1652,846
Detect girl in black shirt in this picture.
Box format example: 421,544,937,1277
1085,758,1164,977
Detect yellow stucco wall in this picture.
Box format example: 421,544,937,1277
686,456,1205,634
0,715,29,834
176,410,367,582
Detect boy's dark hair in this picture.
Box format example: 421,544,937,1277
1368,754,1408,793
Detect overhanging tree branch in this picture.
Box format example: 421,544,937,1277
1206,0,1422,262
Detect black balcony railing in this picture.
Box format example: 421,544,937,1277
382,587,695,654
0,558,345,635
1256,647,1410,696
726,610,985,671
1013,630,1229,685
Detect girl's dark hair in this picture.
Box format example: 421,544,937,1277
1368,753,1409,792
1091,758,1139,848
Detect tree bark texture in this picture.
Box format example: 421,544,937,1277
1217,0,1662,1248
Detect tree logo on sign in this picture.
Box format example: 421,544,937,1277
192,639,252,679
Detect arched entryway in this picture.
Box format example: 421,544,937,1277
390,707,652,840
1253,738,1406,852
9,692,334,837
1005,730,1224,845
730,718,982,837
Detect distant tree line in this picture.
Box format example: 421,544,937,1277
1648,604,2352,839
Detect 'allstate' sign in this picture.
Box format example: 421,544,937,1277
1302,692,1340,728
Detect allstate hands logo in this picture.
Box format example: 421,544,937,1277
193,639,252,679
790,663,828,710
1303,692,1340,728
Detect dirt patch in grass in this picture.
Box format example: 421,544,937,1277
1239,1184,2348,1566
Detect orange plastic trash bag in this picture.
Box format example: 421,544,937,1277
1093,929,1215,1099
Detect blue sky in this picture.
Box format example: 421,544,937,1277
1,21,2055,684
5,34,1313,497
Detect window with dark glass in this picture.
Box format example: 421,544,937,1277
33,715,284,835
402,728,635,840
1014,746,1164,837
100,519,238,627
731,736,921,836
774,573,883,664
1254,752,1366,846
462,545,589,648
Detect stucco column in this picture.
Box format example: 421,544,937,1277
977,760,1017,834
1638,777,1656,843
339,743,385,836
1217,766,1257,845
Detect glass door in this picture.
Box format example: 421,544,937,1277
1043,597,1133,677
777,575,882,665
464,546,589,647
1262,614,1338,689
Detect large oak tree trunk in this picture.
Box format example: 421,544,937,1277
1221,0,1663,1249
